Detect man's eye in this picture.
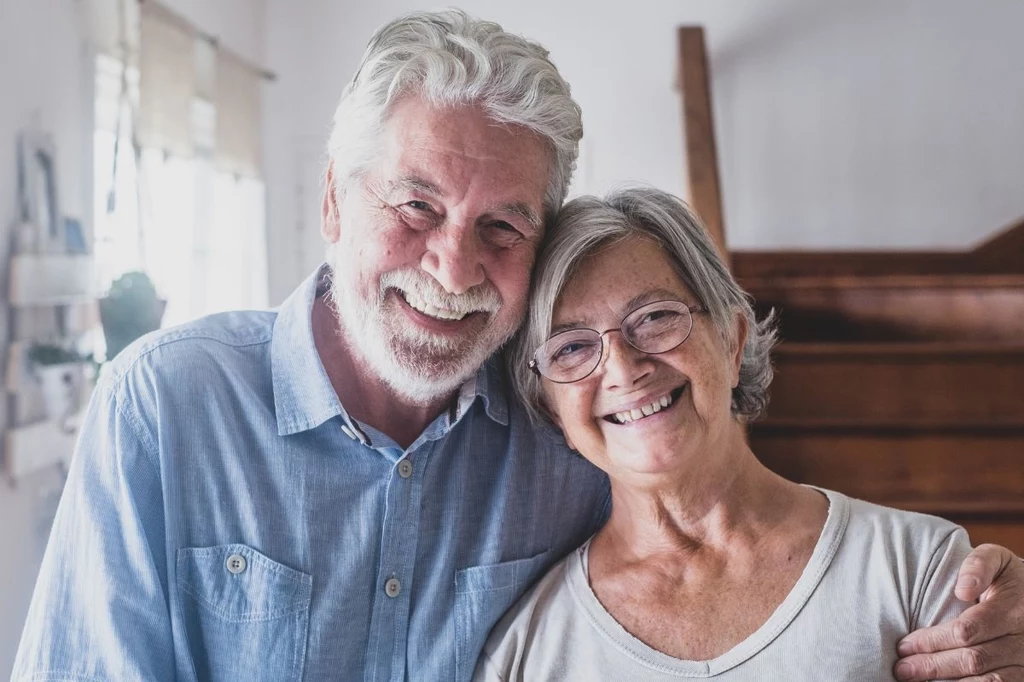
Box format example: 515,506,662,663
483,221,524,247
405,200,433,212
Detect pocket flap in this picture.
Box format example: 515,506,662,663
177,544,312,623
455,549,552,595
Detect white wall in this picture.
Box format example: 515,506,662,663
0,0,94,671
0,0,265,675
263,0,1024,303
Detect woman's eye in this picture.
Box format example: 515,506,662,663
553,340,597,362
555,343,584,358
638,309,678,325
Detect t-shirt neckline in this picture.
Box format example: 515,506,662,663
568,487,850,677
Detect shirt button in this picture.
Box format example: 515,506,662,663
226,554,247,575
398,459,413,478
384,577,401,598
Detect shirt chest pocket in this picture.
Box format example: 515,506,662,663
177,544,312,682
453,549,552,682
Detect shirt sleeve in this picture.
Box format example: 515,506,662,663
911,525,973,630
11,369,175,680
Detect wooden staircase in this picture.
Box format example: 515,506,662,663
742,269,1024,552
677,27,1024,552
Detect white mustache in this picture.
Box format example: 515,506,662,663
380,269,501,315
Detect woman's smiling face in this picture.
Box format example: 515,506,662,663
542,235,747,485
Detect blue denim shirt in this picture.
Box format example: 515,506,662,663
13,267,611,682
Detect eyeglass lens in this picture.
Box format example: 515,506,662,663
536,301,695,383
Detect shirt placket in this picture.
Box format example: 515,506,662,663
365,442,429,682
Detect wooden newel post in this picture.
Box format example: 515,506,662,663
677,26,730,267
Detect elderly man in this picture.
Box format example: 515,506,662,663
13,10,1024,682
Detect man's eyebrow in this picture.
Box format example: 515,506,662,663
390,175,443,197
493,202,543,232
389,176,541,231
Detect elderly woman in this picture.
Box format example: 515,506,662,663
475,187,975,680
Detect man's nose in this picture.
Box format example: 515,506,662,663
420,224,486,295
599,331,654,389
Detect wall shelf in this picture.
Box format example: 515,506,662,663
3,413,84,481
8,254,96,306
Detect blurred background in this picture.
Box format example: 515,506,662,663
1,0,1022,672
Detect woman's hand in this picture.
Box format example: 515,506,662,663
894,544,1024,681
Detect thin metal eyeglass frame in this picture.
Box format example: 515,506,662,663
528,300,706,384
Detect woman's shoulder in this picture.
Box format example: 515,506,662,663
823,488,967,549
817,488,971,616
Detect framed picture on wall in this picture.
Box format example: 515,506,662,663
16,128,63,254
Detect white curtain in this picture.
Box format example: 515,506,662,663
215,49,263,177
137,1,195,157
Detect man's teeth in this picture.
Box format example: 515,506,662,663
403,292,469,321
612,393,674,425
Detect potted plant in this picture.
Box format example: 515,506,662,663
27,342,90,426
99,271,166,361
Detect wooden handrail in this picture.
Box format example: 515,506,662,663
677,26,728,266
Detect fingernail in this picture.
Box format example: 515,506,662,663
956,575,980,591
896,640,914,656
895,661,913,679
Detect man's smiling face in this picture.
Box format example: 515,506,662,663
322,96,551,403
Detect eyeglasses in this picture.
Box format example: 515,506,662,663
529,300,706,384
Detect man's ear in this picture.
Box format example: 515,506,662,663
730,312,749,389
321,162,342,244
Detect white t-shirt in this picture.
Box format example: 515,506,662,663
475,489,972,681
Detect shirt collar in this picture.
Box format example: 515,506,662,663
272,265,346,436
271,265,510,436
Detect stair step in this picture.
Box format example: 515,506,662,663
765,343,1024,426
751,430,1024,516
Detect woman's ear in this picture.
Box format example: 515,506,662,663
730,312,749,389
321,162,342,244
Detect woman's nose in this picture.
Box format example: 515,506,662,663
599,331,653,389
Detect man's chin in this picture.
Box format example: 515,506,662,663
378,358,476,405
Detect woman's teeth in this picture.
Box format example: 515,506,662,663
402,291,469,321
611,393,674,425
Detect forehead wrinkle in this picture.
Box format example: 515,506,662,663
549,287,690,338
622,288,689,314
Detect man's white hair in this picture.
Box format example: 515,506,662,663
326,9,583,220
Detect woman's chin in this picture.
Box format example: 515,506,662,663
604,448,694,482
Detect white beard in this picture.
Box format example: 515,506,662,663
326,256,522,405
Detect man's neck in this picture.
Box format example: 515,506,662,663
311,296,454,449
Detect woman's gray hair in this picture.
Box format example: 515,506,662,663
326,9,582,219
510,187,778,425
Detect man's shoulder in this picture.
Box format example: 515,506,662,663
103,309,277,391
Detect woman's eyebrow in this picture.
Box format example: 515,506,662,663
547,289,686,337
622,289,684,313
549,319,589,336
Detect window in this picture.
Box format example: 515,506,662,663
92,53,268,335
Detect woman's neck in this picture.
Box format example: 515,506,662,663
595,442,819,570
